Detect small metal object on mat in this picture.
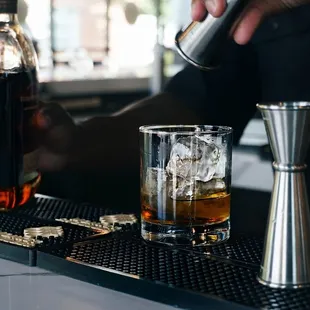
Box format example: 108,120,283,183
56,218,110,234
24,226,64,239
0,232,39,248
100,214,138,226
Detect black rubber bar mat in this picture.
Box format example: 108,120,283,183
12,194,138,232
192,234,264,268
37,251,252,310
2,191,310,309
0,203,102,266
11,194,264,268
13,194,119,221
37,235,310,310
0,194,138,266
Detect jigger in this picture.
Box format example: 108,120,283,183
257,102,310,289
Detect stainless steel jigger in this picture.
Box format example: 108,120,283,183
257,102,310,289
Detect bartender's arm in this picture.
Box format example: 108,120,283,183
36,41,258,174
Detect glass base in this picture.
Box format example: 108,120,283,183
141,219,230,246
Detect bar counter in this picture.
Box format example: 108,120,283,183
0,163,309,310
0,189,284,310
0,259,177,310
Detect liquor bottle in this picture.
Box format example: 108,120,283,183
0,0,41,209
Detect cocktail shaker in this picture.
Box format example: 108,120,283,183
175,0,249,70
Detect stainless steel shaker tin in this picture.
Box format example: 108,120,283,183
175,0,248,70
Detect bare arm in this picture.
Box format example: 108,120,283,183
71,92,202,172
38,92,202,173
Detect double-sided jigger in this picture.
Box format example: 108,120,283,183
257,102,310,289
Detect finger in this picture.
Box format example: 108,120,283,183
35,102,75,130
233,7,264,45
192,0,207,21
204,0,226,17
232,0,301,45
35,103,78,153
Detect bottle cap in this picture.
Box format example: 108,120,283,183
0,0,17,14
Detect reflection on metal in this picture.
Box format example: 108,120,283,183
257,102,310,289
99,214,138,226
56,218,111,234
24,226,64,239
56,214,137,233
175,0,249,70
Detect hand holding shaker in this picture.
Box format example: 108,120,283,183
175,0,250,70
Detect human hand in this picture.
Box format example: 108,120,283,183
191,0,310,44
33,103,79,171
31,92,207,174
32,103,120,173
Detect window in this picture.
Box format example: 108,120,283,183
22,0,52,67
21,0,189,81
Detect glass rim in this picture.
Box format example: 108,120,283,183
257,101,310,111
139,125,233,135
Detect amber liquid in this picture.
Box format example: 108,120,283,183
0,69,41,210
141,190,230,226
0,173,41,210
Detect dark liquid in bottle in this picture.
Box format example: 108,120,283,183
0,69,41,210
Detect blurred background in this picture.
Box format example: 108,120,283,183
20,0,192,108
19,0,272,202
